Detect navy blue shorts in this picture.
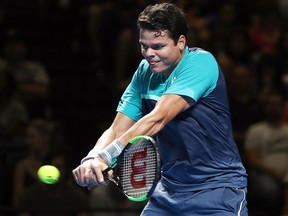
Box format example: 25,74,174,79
141,182,248,216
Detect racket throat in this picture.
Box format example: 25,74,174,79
107,177,119,186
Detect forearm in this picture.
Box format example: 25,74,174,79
81,128,118,163
117,111,165,145
95,109,166,148
117,94,187,145
93,128,118,150
97,94,188,149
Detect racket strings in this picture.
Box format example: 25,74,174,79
119,139,158,198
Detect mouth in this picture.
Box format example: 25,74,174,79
149,60,160,66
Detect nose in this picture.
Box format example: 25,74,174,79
144,47,155,57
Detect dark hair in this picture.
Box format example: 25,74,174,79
137,3,189,44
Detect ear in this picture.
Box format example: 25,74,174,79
178,35,186,50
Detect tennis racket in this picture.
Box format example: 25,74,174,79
102,135,161,202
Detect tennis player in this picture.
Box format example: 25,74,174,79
73,3,248,215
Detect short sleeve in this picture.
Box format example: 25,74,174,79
116,61,148,121
164,50,218,102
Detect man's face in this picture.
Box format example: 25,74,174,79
139,29,185,77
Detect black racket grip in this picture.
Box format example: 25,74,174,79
102,167,118,185
102,167,111,177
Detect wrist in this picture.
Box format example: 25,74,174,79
81,148,102,164
98,139,124,165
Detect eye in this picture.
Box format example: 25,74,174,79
152,44,165,50
140,43,148,50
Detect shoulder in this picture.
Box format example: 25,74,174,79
179,47,218,76
133,59,152,81
187,47,217,63
181,47,219,82
138,59,150,72
188,47,207,53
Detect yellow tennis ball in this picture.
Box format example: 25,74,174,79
37,165,60,184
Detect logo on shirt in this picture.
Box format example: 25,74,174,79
170,76,177,85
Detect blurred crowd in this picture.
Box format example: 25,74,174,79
0,0,288,215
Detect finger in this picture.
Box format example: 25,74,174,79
86,170,108,190
86,173,97,190
77,162,95,187
107,169,114,178
93,166,105,183
84,167,95,185
72,169,79,183
90,159,106,183
72,167,87,187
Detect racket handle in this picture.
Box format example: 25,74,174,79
102,167,110,177
102,167,118,186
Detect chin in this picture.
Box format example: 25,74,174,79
150,66,164,73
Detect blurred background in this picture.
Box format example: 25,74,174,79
0,0,288,215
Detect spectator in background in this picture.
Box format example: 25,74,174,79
84,1,113,59
248,10,283,57
278,0,288,21
244,94,288,216
277,31,288,69
17,151,90,216
0,70,28,145
0,37,50,119
12,119,60,207
112,0,151,95
224,30,254,66
277,31,288,97
182,0,217,52
227,63,263,159
210,2,239,53
255,56,285,104
0,70,28,208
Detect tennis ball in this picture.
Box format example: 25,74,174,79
37,165,60,184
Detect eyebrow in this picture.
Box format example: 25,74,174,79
139,41,165,46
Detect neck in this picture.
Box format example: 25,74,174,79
164,49,185,78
